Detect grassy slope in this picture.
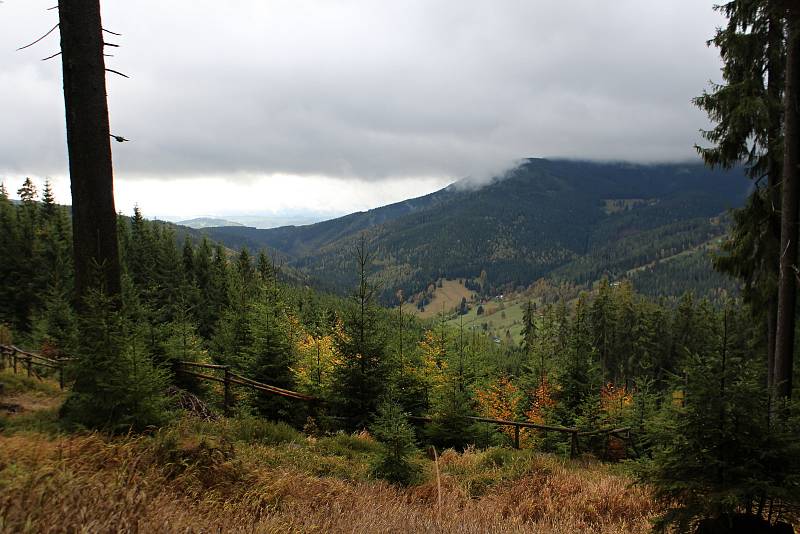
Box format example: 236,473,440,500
0,369,657,533
408,279,477,319
447,297,529,342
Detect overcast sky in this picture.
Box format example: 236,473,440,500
1,1,725,223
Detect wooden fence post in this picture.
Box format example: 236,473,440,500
12,349,18,374
223,366,232,417
570,431,579,459
513,425,520,449
59,363,64,390
26,357,32,378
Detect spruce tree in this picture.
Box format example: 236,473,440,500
247,285,297,421
31,282,77,360
14,178,40,332
61,282,169,432
162,303,207,391
643,305,800,532
257,249,275,285
695,0,785,391
521,300,536,359
775,1,800,403
556,294,599,425
370,397,420,485
590,279,617,383
192,238,216,338
0,183,20,327
330,237,389,429
41,179,57,219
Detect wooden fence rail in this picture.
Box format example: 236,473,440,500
0,344,68,389
177,360,631,459
408,415,629,459
0,345,631,459
176,360,318,416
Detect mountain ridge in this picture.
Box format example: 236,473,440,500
176,217,244,229
201,158,749,302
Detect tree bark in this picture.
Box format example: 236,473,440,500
58,0,121,303
774,4,800,401
766,4,785,391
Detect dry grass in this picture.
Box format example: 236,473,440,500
0,370,658,532
409,279,476,319
0,421,658,533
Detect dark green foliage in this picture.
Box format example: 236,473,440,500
693,0,784,178
641,306,800,532
424,385,485,451
203,160,749,303
521,300,536,355
30,283,78,359
630,246,737,304
0,174,796,532
553,295,599,425
60,285,170,432
161,304,207,392
192,238,220,338
212,266,254,372
714,189,777,312
223,414,303,445
370,398,421,485
247,287,298,421
0,180,75,336
330,240,390,429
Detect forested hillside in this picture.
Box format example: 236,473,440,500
203,159,748,302
4,0,800,532
2,176,797,532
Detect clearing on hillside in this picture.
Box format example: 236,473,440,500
407,278,477,319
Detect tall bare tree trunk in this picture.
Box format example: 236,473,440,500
766,4,785,391
58,0,121,303
774,4,800,401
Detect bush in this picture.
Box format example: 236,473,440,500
424,387,487,451
225,414,303,445
480,446,515,468
370,399,421,485
640,332,800,532
318,431,381,457
60,287,171,432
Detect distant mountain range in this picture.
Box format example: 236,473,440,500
197,159,750,303
177,217,244,229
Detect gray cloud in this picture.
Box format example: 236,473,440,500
1,0,724,184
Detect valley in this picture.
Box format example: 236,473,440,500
199,159,747,304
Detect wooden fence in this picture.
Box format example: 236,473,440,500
0,344,629,459
0,344,69,389
408,415,629,459
175,361,629,459
176,360,318,416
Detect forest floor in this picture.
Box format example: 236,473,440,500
0,368,658,533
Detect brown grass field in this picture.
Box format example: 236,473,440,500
0,370,658,533
408,279,477,319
